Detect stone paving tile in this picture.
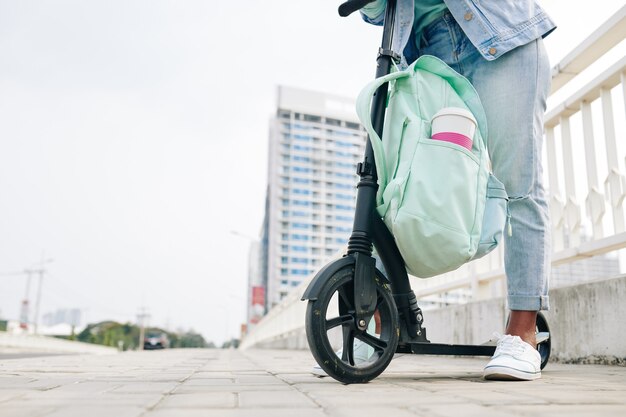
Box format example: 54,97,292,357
413,403,528,417
527,388,626,405
144,409,329,417
0,377,84,391
452,388,551,405
108,381,180,394
42,405,146,417
8,392,163,407
173,383,294,394
503,404,626,417
238,390,319,408
308,389,462,409
25,380,117,395
234,374,285,385
328,406,422,417
0,389,26,403
0,348,624,416
172,378,236,387
155,392,237,409
0,376,35,386
0,405,58,417
185,371,235,379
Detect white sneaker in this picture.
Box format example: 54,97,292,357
311,339,374,377
483,333,541,381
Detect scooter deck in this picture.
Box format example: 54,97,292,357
400,342,496,356
398,332,549,357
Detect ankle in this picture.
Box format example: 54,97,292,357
506,310,538,349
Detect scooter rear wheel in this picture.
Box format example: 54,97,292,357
305,264,399,384
536,312,551,370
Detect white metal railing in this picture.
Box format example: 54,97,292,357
408,5,626,304
240,6,626,349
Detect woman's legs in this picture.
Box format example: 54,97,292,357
420,13,552,345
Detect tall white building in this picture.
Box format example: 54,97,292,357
262,86,367,308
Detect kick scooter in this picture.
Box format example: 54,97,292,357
301,0,551,384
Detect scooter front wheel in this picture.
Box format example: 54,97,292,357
305,264,399,384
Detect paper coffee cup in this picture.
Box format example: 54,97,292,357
431,107,477,151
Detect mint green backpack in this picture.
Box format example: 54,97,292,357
356,55,510,278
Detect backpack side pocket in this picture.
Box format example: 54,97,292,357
472,173,508,260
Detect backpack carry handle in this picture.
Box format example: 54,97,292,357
338,0,377,17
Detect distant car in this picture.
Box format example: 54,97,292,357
144,332,169,350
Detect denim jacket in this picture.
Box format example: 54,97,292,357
362,0,556,66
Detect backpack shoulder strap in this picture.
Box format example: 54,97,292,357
355,66,411,195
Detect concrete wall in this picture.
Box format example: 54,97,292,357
425,275,626,363
0,332,117,355
246,275,626,364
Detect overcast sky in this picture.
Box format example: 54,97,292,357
0,0,624,345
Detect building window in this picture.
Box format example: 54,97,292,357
335,161,354,169
335,194,354,200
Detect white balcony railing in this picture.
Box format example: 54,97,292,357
408,5,626,306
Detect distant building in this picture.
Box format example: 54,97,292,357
42,308,81,327
261,86,367,308
246,240,265,330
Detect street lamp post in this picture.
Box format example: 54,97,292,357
24,258,53,335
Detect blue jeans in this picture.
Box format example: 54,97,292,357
418,12,551,310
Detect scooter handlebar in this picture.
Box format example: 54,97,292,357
338,0,377,17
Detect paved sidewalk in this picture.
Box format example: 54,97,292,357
0,348,624,417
